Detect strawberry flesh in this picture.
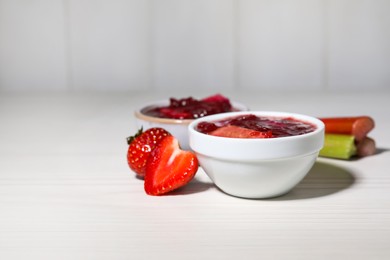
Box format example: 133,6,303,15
201,93,230,103
210,125,273,138
144,136,198,195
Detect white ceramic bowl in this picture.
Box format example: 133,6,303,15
135,100,248,150
188,111,325,199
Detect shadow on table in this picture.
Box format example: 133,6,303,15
373,147,389,155
337,147,388,162
168,178,214,196
269,161,356,201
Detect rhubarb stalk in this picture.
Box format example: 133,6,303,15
357,137,376,157
320,134,377,159
320,134,357,160
319,116,375,142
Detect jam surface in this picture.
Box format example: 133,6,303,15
196,114,316,138
142,94,233,120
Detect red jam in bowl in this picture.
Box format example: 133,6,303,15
196,114,317,138
142,94,234,120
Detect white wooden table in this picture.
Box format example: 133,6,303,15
1,91,389,260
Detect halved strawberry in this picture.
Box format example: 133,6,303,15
210,125,273,138
126,127,171,177
144,136,198,195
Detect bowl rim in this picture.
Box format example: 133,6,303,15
188,111,325,160
134,99,248,125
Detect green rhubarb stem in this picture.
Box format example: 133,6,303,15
319,134,357,160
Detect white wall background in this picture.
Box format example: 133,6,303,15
0,0,389,94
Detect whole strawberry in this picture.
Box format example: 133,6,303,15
127,127,171,177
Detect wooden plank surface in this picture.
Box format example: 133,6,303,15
0,92,389,260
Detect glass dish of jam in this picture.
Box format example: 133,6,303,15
135,94,248,150
141,94,236,120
